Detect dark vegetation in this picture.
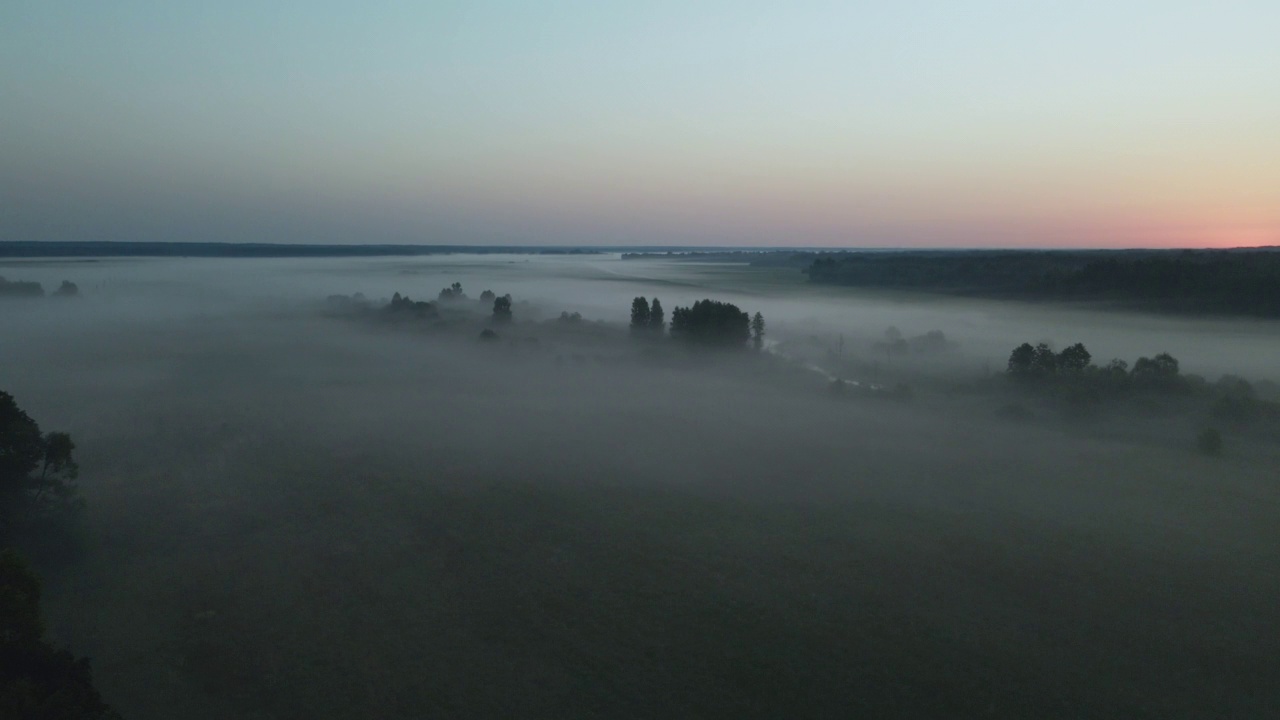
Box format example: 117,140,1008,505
669,300,750,347
1,277,80,299
327,288,769,356
803,248,1280,316
0,241,608,258
0,392,82,546
1,551,120,719
1,392,118,718
1001,341,1279,453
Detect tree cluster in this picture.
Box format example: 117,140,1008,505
629,297,764,350
629,297,665,334
385,293,438,320
1006,342,1188,391
438,282,467,301
669,300,751,347
0,277,52,298
1006,342,1093,377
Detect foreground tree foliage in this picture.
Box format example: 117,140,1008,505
0,550,121,719
0,392,82,545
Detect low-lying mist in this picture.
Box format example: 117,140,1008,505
3,254,1278,719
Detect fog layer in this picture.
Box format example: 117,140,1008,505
3,254,1278,719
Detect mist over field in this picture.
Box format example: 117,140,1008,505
4,253,1280,718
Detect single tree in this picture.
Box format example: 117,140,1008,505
480,289,496,303
1057,342,1092,372
1031,343,1058,375
1007,343,1036,375
630,297,650,333
648,298,665,333
751,312,765,351
492,294,513,323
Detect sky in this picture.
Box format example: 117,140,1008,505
2,1,1277,248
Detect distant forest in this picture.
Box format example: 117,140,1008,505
625,248,1280,317
804,249,1280,316
0,242,606,258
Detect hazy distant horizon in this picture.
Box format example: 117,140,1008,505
2,239,1278,257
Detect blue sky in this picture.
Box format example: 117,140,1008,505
3,1,1277,246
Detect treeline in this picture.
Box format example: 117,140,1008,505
805,249,1280,317
0,241,605,259
1002,341,1278,450
630,297,765,350
326,283,515,327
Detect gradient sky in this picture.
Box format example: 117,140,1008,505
2,1,1277,248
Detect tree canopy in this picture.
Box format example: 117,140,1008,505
649,298,665,332
492,294,513,323
630,297,651,332
669,300,751,347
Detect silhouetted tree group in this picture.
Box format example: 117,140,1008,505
1006,342,1188,393
627,297,763,349
438,282,467,301
385,292,438,320
0,277,80,299
630,297,666,334
670,300,751,347
1007,342,1093,377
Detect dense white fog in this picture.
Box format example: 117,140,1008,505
6,254,1280,378
2,254,1279,719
